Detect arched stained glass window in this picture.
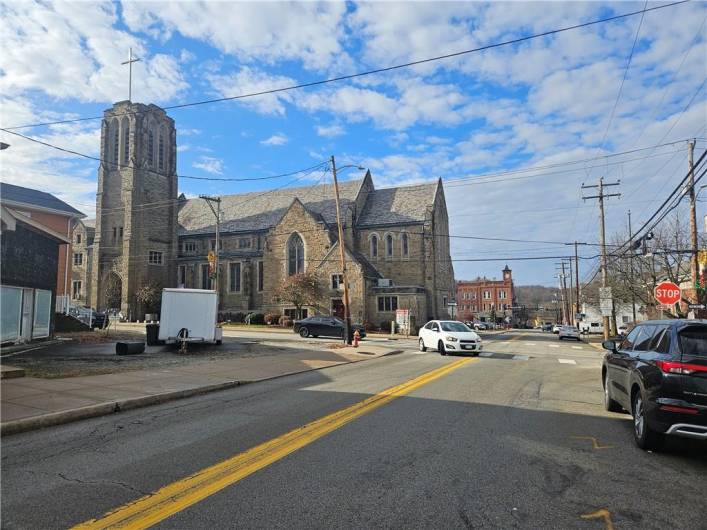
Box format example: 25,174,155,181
148,129,154,166
287,233,304,276
402,233,409,257
386,234,394,257
122,119,130,165
370,234,378,258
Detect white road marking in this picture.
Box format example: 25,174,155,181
549,345,560,348
513,355,530,361
558,358,577,364
571,346,583,350
479,352,494,357
524,342,536,346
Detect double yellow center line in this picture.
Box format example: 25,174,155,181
74,357,476,529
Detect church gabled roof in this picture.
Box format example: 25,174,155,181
357,181,439,227
178,178,365,236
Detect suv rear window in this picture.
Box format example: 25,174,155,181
679,325,707,357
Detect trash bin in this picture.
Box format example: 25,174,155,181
116,342,146,355
146,323,160,345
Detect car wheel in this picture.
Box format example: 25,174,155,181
632,390,663,450
299,327,309,338
603,372,622,412
438,341,447,356
419,338,427,352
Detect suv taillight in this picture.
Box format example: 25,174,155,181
655,360,707,375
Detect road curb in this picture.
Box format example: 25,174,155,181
0,350,400,436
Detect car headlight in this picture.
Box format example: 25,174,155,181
445,336,458,342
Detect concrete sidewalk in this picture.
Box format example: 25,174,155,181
1,344,400,436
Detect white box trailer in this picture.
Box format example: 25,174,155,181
158,288,223,345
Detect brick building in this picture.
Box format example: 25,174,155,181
456,266,515,322
0,182,85,299
82,101,455,324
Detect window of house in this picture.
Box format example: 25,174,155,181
257,261,264,292
112,227,117,242
287,233,304,276
73,253,83,266
183,241,197,253
229,262,241,292
370,234,378,258
201,264,213,290
256,236,262,250
238,238,252,249
148,251,163,265
622,315,630,323
472,292,477,299
119,226,123,239
386,234,394,258
443,296,448,308
401,233,409,258
332,274,343,289
72,280,82,299
210,239,223,251
377,296,398,312
76,233,82,245
284,308,308,319
483,291,491,299
178,265,186,286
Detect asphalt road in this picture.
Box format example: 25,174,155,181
2,330,705,529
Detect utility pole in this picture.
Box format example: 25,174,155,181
583,177,621,340
200,195,222,305
566,258,575,325
555,263,568,324
628,210,637,323
331,156,352,344
574,242,582,324
687,139,699,305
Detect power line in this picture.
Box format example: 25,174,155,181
598,0,648,152
0,127,330,183
1,0,689,131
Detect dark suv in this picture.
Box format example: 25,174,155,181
602,319,707,450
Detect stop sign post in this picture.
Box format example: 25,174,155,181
654,281,681,306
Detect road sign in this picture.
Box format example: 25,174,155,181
447,301,457,306
599,287,613,317
654,281,681,306
698,250,707,266
688,304,706,310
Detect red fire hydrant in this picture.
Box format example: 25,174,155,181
353,329,360,348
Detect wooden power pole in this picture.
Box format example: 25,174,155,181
688,139,698,305
628,210,637,323
331,156,352,344
200,195,222,305
583,177,621,340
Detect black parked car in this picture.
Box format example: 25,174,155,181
601,319,707,450
293,316,366,340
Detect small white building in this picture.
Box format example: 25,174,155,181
580,302,648,333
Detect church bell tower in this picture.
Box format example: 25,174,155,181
90,101,178,319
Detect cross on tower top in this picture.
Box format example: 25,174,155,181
121,47,141,102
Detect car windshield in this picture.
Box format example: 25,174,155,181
440,322,471,332
679,325,707,357
561,326,575,331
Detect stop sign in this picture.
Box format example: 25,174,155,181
654,281,681,305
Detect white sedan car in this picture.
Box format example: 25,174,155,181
418,320,483,356
558,325,581,341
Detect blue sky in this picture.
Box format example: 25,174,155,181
1,1,705,286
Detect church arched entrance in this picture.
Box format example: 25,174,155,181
104,272,122,312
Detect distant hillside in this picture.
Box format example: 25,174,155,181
515,285,560,307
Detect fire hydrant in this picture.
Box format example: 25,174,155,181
353,329,360,348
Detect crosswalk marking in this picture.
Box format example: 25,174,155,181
558,358,577,364
513,355,530,361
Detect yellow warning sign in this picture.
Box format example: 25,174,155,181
207,251,216,264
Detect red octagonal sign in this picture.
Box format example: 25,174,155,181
654,281,681,305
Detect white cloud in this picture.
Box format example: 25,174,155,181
316,124,345,137
261,133,289,146
0,1,187,103
122,1,348,70
207,67,296,115
193,156,224,174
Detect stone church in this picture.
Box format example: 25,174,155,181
73,101,455,326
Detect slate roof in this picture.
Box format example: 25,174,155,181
178,179,365,236
0,182,85,217
177,176,440,236
357,181,438,227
